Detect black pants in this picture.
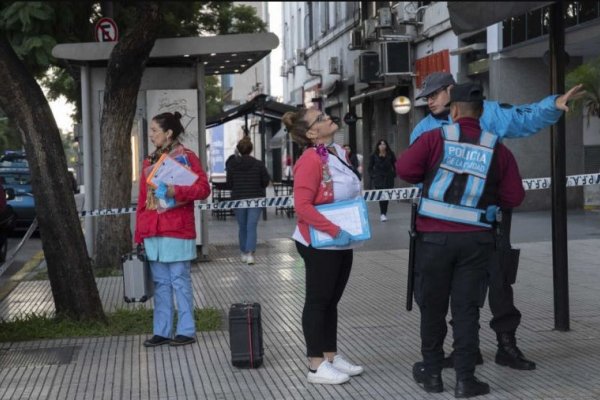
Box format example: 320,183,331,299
378,200,389,215
296,241,353,358
414,231,493,380
487,250,521,334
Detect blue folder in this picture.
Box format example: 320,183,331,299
309,197,371,248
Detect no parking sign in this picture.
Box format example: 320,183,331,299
95,17,119,42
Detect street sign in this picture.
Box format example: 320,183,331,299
95,17,119,42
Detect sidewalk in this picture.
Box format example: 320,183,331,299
1,207,599,399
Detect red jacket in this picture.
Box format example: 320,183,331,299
293,147,341,243
396,117,525,233
134,145,211,243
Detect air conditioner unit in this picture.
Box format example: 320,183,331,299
295,49,306,65
392,2,417,23
358,52,380,83
285,59,294,72
363,18,377,40
350,28,364,50
377,7,393,28
329,57,341,75
379,41,411,75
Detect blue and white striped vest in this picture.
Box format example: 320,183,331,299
418,123,499,228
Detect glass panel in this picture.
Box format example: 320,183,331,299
578,0,600,23
564,2,578,27
526,9,542,40
502,20,512,47
512,15,526,45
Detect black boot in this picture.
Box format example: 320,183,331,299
412,362,443,393
455,377,490,398
495,332,536,370
442,350,484,369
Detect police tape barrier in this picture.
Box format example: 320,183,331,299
78,172,600,217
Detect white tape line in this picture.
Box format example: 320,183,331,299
78,172,600,217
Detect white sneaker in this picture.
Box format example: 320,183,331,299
246,254,255,265
332,355,364,376
307,360,350,385
240,253,248,263
380,214,387,222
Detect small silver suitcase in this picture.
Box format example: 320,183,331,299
121,252,154,303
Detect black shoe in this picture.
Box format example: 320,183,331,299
169,335,196,346
143,335,171,347
442,350,484,369
412,362,443,393
495,333,536,370
455,377,490,398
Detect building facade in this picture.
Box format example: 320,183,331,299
280,1,600,209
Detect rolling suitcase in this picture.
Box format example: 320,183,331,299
121,252,154,303
229,302,263,368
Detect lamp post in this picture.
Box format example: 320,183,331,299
392,96,411,115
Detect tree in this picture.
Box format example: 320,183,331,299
566,56,600,125
0,35,105,321
94,3,162,269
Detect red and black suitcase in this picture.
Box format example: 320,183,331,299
228,302,264,368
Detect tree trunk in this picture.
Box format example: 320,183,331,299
94,3,161,269
0,36,105,322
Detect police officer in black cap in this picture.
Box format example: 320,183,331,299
397,82,526,397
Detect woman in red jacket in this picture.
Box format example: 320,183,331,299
135,112,210,347
282,109,364,385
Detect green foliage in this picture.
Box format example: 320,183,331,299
0,307,222,342
0,111,22,152
566,56,600,124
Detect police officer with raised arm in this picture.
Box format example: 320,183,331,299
409,72,583,371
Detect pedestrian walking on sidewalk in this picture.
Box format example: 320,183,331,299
368,139,396,222
397,83,526,397
226,135,271,265
409,71,583,372
282,109,364,385
134,111,211,348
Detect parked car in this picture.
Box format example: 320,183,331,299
0,151,35,230
0,181,16,262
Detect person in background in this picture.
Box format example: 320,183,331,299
397,83,525,397
226,135,271,265
368,139,396,222
135,111,211,348
282,108,364,385
410,71,584,371
342,144,359,170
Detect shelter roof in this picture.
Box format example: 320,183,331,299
52,33,279,75
206,94,297,129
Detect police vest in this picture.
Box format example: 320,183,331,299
418,123,499,228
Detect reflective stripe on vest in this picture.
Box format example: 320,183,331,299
420,124,498,227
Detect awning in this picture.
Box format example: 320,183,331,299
206,94,297,129
447,2,554,36
349,85,397,106
268,127,287,149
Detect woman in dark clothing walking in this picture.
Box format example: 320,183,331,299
226,136,271,265
368,139,396,222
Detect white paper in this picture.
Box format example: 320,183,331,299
314,205,364,241
147,154,198,188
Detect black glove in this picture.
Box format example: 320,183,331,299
136,244,146,261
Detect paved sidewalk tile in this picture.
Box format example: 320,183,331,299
1,237,599,399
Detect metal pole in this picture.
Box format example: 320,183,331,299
549,1,570,331
81,64,95,256
196,61,209,259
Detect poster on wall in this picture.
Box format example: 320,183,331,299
146,90,199,155
208,124,225,179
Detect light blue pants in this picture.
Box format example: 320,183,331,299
235,207,262,253
150,260,195,338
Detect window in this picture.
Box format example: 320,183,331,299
305,3,313,45
320,2,329,35
503,2,600,48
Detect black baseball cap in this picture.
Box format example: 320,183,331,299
416,72,456,99
445,82,486,106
